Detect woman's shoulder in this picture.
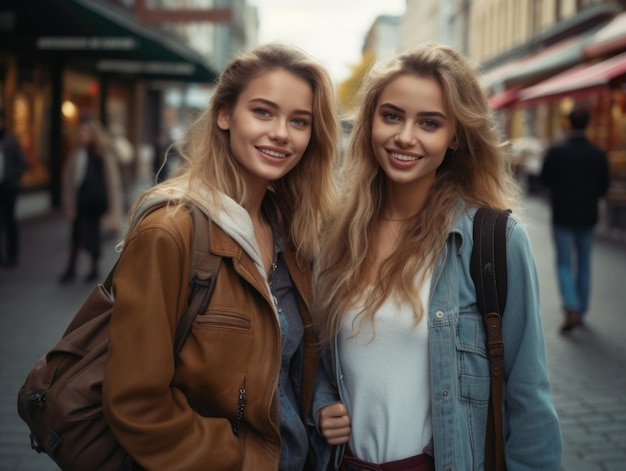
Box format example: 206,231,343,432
127,201,194,245
450,204,528,245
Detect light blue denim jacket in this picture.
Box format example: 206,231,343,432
311,206,562,471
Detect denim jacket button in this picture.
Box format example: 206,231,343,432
441,389,449,397
436,310,445,319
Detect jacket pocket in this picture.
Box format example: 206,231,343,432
459,374,490,405
193,308,251,330
456,311,487,356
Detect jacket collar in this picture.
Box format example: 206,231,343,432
133,187,313,307
208,221,312,306
133,188,267,281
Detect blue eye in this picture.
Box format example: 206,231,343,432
291,117,310,127
383,112,401,121
254,108,271,117
422,120,440,129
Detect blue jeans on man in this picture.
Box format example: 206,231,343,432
552,224,594,328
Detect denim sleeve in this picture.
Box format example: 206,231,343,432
501,217,562,470
309,347,341,471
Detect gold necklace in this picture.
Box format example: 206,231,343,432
381,215,414,222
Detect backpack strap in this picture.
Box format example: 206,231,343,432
471,207,509,317
99,202,220,357
173,204,222,356
470,207,510,471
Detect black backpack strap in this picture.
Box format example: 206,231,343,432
470,207,510,471
173,204,222,356
471,207,509,318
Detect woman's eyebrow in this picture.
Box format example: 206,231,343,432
249,97,313,117
380,102,447,120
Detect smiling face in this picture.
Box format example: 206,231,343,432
371,73,456,194
217,68,314,189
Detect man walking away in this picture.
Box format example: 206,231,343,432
541,105,610,333
0,108,27,268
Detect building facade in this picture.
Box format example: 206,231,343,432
363,15,402,61
474,0,626,229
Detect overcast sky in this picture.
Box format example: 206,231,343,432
249,0,406,83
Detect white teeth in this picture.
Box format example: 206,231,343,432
391,152,419,161
260,149,287,158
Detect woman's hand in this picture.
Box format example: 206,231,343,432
318,401,351,445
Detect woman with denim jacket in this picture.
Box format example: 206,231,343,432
310,42,561,471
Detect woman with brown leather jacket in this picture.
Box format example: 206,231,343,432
102,44,339,470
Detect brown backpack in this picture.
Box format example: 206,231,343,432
17,203,221,471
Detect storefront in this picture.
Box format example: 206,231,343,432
0,0,217,208
482,31,602,193
517,52,626,230
481,7,626,231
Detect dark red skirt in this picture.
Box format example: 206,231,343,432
341,448,435,471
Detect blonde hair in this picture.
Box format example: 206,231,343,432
129,43,339,261
314,42,520,346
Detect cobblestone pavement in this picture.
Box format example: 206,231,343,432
1,194,625,470
523,197,626,471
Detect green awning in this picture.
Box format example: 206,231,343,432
1,0,218,83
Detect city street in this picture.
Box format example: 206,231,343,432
1,194,625,471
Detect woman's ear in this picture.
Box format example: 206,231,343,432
217,107,230,131
449,136,458,150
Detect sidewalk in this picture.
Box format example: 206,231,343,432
522,196,626,471
1,194,625,470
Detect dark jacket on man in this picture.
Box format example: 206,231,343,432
0,129,27,189
541,130,610,226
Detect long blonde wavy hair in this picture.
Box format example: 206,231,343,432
313,42,520,346
128,43,339,262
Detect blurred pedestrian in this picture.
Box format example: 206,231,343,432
109,122,135,212
311,42,561,470
102,44,339,470
152,128,176,184
541,105,610,332
59,119,117,283
0,108,27,268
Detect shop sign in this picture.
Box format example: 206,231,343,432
97,60,195,76
37,37,137,50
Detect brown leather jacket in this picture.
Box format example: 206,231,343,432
103,206,319,470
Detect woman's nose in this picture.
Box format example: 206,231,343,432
269,119,288,143
394,123,416,147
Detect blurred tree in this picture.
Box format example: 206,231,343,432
337,52,376,113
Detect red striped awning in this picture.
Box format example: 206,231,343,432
518,51,626,104
488,89,518,110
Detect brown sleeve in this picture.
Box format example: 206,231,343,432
102,208,241,470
